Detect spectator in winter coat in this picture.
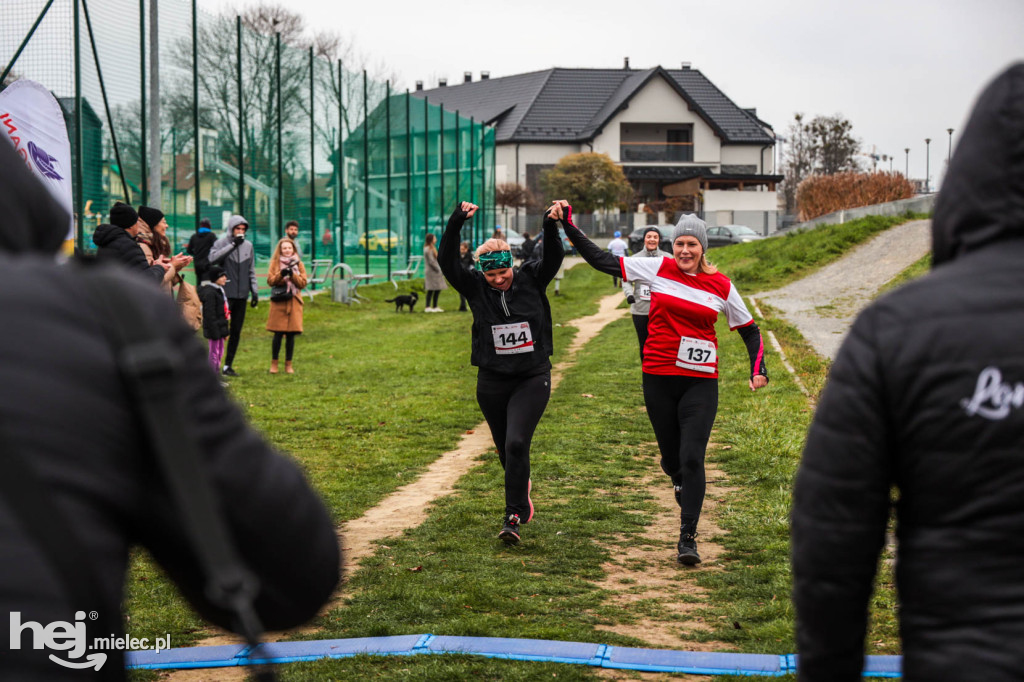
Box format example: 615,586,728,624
199,265,231,373
209,215,259,376
91,202,168,284
187,218,217,284
624,226,672,360
792,62,1024,682
0,139,340,679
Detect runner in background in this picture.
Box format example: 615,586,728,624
439,201,564,546
551,201,768,565
607,230,629,287
625,226,672,360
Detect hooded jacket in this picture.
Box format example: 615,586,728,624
623,246,671,315
0,141,339,679
208,215,259,299
187,227,217,279
792,63,1024,681
92,223,166,284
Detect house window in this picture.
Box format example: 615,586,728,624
620,124,693,163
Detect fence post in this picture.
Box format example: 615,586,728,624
139,0,147,205
275,33,282,244
73,0,83,250
470,117,475,245
423,96,428,241
191,0,199,229
362,69,369,275
309,46,316,262
236,17,244,216
385,80,391,279
405,90,411,261
439,106,444,228
337,59,344,263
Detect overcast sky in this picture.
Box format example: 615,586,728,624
203,0,1022,188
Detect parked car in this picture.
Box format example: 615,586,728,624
706,224,764,248
627,225,673,254
358,229,401,252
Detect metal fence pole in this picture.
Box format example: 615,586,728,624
236,17,244,216
439,106,444,227
338,60,345,264
405,90,411,257
385,80,391,279
73,0,83,250
309,46,316,262
275,33,282,242
362,69,369,275
423,95,428,240
81,0,129,201
470,117,475,246
192,0,199,229
148,0,161,209
454,109,460,210
139,0,147,205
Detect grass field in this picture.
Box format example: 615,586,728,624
126,213,928,680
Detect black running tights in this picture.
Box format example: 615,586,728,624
476,370,551,518
271,332,297,361
426,290,440,308
642,373,718,522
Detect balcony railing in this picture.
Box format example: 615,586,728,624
620,142,693,163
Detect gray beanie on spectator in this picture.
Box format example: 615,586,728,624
672,214,708,252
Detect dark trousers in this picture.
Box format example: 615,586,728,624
426,290,441,308
641,373,718,522
272,332,298,361
476,370,551,519
223,297,248,368
632,313,650,361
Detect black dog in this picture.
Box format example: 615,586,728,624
385,292,418,313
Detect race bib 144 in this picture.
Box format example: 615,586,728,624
492,322,534,355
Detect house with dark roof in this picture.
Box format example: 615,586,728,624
413,63,782,231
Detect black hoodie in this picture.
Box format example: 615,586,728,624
91,222,166,283
0,140,339,679
792,63,1024,681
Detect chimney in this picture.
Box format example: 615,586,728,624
438,78,447,87
681,61,691,70
464,71,472,83
415,80,423,91
481,71,490,80
624,56,630,70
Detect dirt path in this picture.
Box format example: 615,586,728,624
755,219,931,360
163,289,629,679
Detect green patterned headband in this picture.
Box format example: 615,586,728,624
478,250,512,272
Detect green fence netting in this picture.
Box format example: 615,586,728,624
2,0,496,277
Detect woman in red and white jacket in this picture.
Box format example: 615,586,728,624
550,200,768,565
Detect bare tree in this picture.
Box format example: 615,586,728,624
495,182,532,228
809,114,861,175
781,113,814,212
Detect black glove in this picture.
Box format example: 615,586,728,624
626,295,635,305
233,235,244,246
250,292,258,308
281,267,292,277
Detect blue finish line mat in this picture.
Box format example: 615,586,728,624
125,635,903,676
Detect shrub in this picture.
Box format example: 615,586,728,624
797,172,914,220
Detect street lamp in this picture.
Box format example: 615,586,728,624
904,148,910,178
947,128,954,164
925,138,931,193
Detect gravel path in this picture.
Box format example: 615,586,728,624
754,219,932,360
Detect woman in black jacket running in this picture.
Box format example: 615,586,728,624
549,200,767,564
439,201,564,545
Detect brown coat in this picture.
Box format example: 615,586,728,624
266,260,307,333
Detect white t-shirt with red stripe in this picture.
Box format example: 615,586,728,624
621,256,753,378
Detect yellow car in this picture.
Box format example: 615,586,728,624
358,229,401,253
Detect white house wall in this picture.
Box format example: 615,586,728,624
703,189,778,212
720,145,775,174
591,75,721,164
496,142,583,188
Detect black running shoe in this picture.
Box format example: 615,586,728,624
677,528,701,565
222,366,239,377
498,513,521,545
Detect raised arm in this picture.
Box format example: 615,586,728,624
533,213,564,285
438,202,478,296
551,202,620,277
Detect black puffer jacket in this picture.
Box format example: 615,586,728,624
92,223,166,283
439,207,563,376
792,62,1024,681
0,142,340,679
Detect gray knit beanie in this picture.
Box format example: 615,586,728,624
672,214,708,252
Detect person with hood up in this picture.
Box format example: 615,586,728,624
624,226,672,360
0,139,340,679
209,215,259,376
792,63,1024,681
92,202,168,283
187,218,217,284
